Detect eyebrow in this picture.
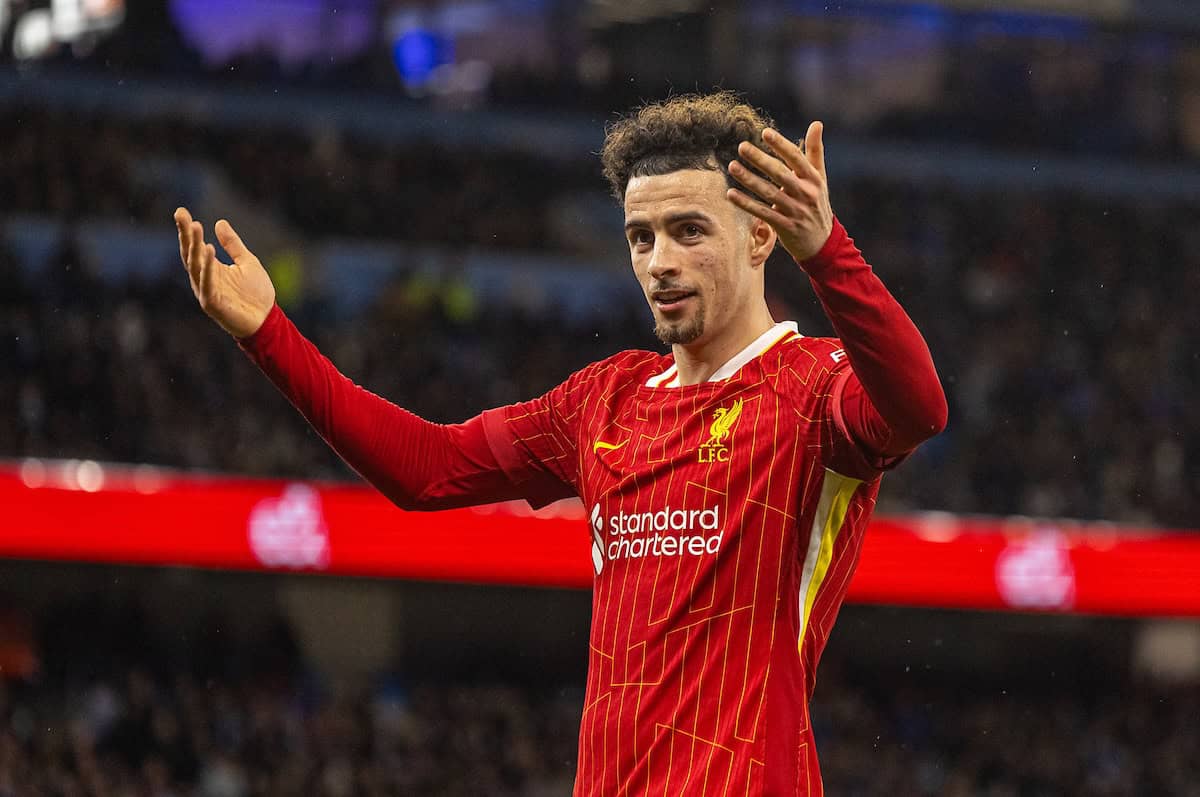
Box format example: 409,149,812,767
624,211,714,231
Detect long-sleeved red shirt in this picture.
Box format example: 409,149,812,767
239,217,946,795
239,217,945,510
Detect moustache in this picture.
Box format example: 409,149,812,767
649,282,697,294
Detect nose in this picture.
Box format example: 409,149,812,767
647,238,681,281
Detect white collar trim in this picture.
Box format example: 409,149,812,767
644,321,801,388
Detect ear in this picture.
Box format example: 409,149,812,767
747,216,777,269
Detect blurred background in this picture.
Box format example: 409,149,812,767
1,0,1199,794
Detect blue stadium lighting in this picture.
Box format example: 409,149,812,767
392,28,453,87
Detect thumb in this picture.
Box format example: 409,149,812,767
805,121,826,180
214,219,251,263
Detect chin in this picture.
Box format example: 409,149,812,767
654,315,705,346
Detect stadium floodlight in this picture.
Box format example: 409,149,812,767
3,0,125,62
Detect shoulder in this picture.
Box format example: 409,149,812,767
558,348,668,394
594,348,668,377
763,334,851,399
494,349,664,435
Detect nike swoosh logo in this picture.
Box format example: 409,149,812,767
593,439,628,454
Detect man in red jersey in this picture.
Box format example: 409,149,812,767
174,92,946,796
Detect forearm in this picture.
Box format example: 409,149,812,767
801,218,948,455
237,305,520,510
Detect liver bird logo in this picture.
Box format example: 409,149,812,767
709,398,743,443
699,398,744,463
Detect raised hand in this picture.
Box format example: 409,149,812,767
726,123,835,263
175,207,276,339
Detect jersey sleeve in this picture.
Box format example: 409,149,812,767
480,362,601,509
798,217,948,479
784,344,902,482
826,361,910,479
239,304,559,511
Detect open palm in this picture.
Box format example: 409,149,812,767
175,207,276,339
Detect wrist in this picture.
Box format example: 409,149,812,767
797,217,848,276
237,303,283,347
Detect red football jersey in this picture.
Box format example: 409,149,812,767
483,322,887,796
239,218,943,794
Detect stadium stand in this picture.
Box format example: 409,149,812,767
0,589,1195,797
2,4,1198,794
2,103,1197,527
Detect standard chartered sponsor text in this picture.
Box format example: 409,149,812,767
604,505,723,560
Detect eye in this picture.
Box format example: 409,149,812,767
629,229,653,246
681,224,702,238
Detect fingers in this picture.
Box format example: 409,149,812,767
737,139,807,198
182,219,213,291
726,187,790,229
201,244,216,297
762,127,822,182
175,207,193,271
728,124,828,219
189,221,203,279
214,219,250,263
728,159,788,206
802,121,826,180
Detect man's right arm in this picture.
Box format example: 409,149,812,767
239,305,573,510
175,207,574,511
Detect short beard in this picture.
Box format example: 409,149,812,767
653,300,705,345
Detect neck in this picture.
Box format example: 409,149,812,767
672,301,775,386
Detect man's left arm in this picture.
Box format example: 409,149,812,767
727,122,948,464
801,218,947,462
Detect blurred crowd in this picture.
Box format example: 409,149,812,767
0,594,1195,797
3,102,1198,528
79,3,1200,162
6,668,1196,797
0,105,599,254
813,673,1200,796
0,228,635,480
0,674,584,797
0,593,582,797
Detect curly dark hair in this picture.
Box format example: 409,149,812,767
600,91,776,203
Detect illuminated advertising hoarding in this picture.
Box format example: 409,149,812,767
4,459,1199,617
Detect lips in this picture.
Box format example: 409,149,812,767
651,288,697,311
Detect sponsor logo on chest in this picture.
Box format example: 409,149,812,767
589,502,724,574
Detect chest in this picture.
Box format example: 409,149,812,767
577,378,820,508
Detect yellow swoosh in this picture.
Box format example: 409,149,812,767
593,439,628,454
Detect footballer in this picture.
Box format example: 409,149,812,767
175,92,947,796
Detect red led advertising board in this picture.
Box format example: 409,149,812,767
3,460,1197,617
